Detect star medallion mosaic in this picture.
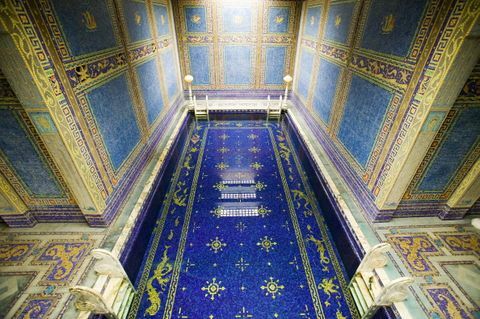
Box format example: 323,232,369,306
207,237,227,253
201,278,226,301
257,236,277,253
261,277,285,299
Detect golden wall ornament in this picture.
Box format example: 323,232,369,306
191,14,201,24
134,11,142,25
335,15,342,28
381,14,395,34
233,15,244,26
82,11,97,31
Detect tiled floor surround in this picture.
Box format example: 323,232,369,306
0,224,105,318
377,219,479,319
0,101,478,319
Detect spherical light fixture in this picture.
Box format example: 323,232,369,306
283,74,293,83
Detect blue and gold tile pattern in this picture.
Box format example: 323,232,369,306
129,120,357,318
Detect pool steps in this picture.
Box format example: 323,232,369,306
266,95,282,121
193,95,209,121
191,95,283,121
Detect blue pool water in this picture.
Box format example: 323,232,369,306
127,119,358,318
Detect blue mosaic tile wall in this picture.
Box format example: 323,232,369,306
312,58,341,124
360,0,428,57
403,61,480,202
49,0,117,57
187,45,210,85
294,0,437,201
86,74,141,170
136,59,165,126
417,108,480,192
222,6,252,33
0,110,63,198
293,0,478,208
174,1,301,90
337,75,392,167
44,0,182,181
0,0,182,223
153,4,170,36
297,48,314,101
185,7,207,33
303,5,322,39
160,47,181,100
224,45,253,85
121,0,152,43
268,7,290,33
324,2,355,45
265,46,287,85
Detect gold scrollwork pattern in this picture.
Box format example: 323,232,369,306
145,245,173,316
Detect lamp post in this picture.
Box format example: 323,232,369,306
283,74,293,108
184,74,194,108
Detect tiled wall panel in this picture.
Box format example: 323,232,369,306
0,0,182,224
173,0,301,91
293,0,479,212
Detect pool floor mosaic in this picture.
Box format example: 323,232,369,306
129,120,358,319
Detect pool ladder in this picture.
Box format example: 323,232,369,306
266,95,282,121
348,243,414,318
193,95,209,121
69,249,135,319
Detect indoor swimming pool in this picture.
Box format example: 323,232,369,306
126,116,359,318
